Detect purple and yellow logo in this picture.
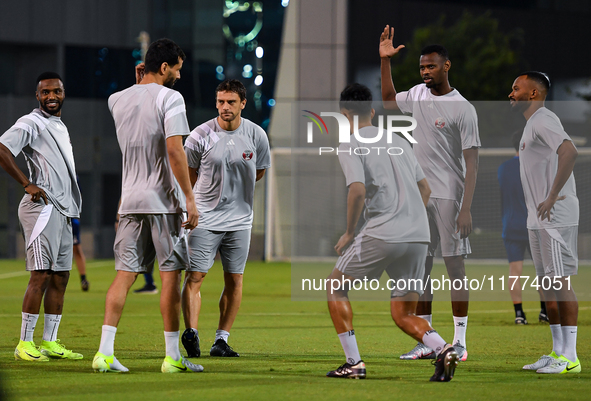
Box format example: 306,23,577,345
302,110,329,142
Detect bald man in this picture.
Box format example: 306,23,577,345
509,71,580,375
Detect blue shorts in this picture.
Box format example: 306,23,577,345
503,239,530,263
72,218,81,245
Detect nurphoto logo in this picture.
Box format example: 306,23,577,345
302,110,418,155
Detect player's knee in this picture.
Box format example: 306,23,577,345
185,271,206,285
53,271,70,289
224,273,243,288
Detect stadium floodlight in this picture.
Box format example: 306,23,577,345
256,46,264,58
254,75,263,86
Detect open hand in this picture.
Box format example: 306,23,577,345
379,25,405,58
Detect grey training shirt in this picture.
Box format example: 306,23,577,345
108,84,190,214
337,126,430,244
396,84,480,202
185,117,271,231
0,108,81,218
519,107,578,230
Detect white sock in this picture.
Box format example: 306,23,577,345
338,329,361,364
215,330,230,343
42,314,62,342
109,356,129,372
20,313,39,342
164,331,181,361
550,324,563,356
453,316,468,348
422,329,447,355
418,314,432,326
98,325,117,356
561,326,577,362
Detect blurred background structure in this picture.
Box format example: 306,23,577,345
1,0,590,261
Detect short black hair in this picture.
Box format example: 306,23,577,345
339,83,373,116
421,45,449,61
518,71,551,92
512,131,522,152
36,72,63,89
144,38,185,74
216,79,247,102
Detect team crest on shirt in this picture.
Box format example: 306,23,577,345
435,117,446,129
242,150,254,160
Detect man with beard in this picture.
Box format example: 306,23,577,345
509,72,580,374
180,80,270,358
0,72,83,362
380,26,480,361
92,38,202,373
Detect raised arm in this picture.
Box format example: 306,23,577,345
537,140,578,222
457,147,479,238
379,25,405,110
166,135,199,229
0,143,47,204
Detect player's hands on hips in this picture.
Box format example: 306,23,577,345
135,62,145,84
456,209,472,239
379,25,405,59
26,184,48,205
335,232,354,256
183,201,199,230
537,194,566,222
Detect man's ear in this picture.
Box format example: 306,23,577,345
444,59,451,72
530,88,538,100
159,62,169,75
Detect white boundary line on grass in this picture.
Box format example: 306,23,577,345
0,261,113,280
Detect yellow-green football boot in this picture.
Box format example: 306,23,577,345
40,340,83,359
14,340,49,362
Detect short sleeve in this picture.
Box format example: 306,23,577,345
395,90,413,115
163,91,190,138
184,134,203,171
535,114,572,153
0,124,34,157
337,142,365,186
459,103,481,150
255,127,271,169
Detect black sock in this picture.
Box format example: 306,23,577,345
540,301,546,314
514,303,524,317
80,274,86,281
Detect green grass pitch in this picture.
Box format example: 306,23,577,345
0,259,589,400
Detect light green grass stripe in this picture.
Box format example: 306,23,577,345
0,261,113,279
